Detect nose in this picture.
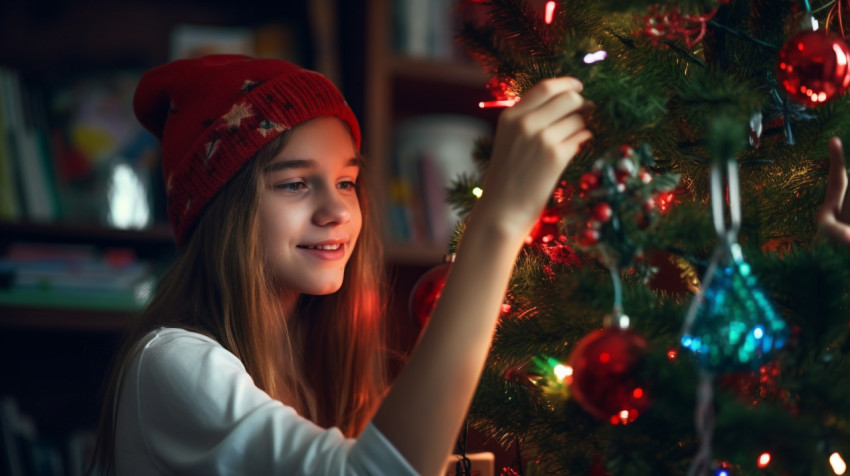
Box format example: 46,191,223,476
313,187,353,226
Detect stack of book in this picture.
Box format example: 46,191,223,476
0,242,155,311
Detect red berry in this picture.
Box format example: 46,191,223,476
639,169,652,184
580,171,601,190
579,228,600,246
591,202,613,222
618,144,634,157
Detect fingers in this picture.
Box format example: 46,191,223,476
520,90,589,136
836,138,850,224
817,137,850,245
824,137,848,214
508,77,584,115
541,112,590,149
818,214,850,245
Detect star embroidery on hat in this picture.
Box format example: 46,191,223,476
257,119,288,137
204,134,221,166
222,101,254,130
241,80,260,93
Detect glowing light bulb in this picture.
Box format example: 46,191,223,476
831,452,847,475
553,364,573,382
472,187,483,198
757,452,771,468
544,1,556,24
478,99,518,108
583,51,608,64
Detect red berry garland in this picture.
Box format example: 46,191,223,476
572,144,678,264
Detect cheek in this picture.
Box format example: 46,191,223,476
352,200,364,239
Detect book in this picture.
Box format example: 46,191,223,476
392,115,491,247
0,242,156,311
0,68,58,222
0,69,21,221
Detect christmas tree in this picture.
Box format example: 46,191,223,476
417,0,850,474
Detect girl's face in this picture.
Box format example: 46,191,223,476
259,117,362,295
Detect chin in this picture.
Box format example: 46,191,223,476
297,278,344,296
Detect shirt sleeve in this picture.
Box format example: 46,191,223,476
121,328,417,476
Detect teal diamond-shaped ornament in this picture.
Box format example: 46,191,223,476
680,242,789,373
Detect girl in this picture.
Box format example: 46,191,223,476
92,54,592,475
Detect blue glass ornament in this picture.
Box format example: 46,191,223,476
680,241,789,373
680,154,788,374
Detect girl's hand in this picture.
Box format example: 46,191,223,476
473,77,592,240
817,137,850,245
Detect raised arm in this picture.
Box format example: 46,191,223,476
372,77,592,476
817,137,850,245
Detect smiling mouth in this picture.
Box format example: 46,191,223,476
298,243,342,251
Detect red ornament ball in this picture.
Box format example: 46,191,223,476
568,327,652,424
579,171,601,191
591,202,613,223
776,29,850,106
525,206,565,245
409,261,452,328
578,227,600,246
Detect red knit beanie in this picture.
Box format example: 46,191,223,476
133,54,361,247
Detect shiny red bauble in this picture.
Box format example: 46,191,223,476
577,227,600,246
591,202,613,223
525,206,566,245
409,261,452,328
776,29,850,106
568,327,652,424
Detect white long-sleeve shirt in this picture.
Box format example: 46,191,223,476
114,327,417,475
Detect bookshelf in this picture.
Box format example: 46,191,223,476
364,0,501,266
0,0,513,472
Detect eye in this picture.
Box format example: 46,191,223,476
338,180,358,191
274,181,307,193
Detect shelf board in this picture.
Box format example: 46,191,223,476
0,220,175,245
0,305,133,331
388,55,490,86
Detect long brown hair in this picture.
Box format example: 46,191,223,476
91,124,388,474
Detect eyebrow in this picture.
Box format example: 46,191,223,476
264,157,362,173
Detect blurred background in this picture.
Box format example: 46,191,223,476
0,0,512,474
